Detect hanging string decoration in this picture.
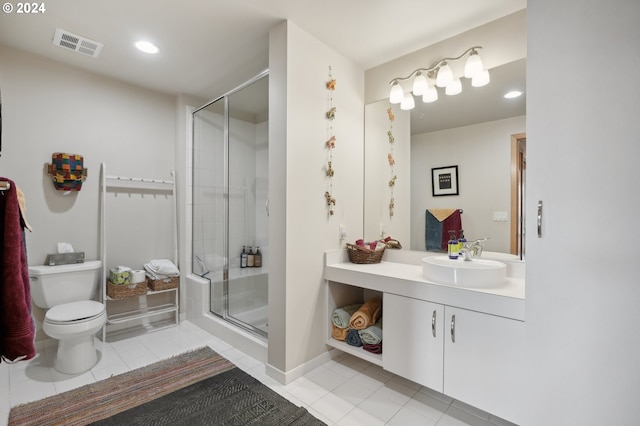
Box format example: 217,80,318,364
325,66,337,215
387,105,396,217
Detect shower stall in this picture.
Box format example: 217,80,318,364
191,71,269,339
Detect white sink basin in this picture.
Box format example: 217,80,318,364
422,256,507,288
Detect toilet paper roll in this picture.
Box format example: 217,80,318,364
131,270,146,284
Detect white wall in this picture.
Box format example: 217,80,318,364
0,45,178,334
268,21,364,374
525,1,640,425
0,46,176,265
411,116,525,253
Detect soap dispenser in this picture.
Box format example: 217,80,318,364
448,231,459,260
254,246,262,267
457,229,467,255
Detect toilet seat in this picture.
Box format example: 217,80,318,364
45,300,105,325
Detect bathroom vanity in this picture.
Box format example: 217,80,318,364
324,249,524,424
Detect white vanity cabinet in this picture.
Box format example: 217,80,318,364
324,251,525,425
443,306,523,424
383,293,523,423
383,293,444,392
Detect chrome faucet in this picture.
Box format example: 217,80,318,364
459,238,488,261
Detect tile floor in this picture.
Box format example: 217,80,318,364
0,321,517,426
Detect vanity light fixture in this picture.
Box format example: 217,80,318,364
135,40,159,54
388,46,489,110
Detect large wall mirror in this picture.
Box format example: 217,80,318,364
364,57,526,259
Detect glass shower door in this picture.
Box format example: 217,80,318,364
192,98,226,318
191,72,268,339
227,75,269,336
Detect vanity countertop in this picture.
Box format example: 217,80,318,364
324,249,525,321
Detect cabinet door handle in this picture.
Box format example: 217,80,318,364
432,310,437,337
450,314,456,343
537,200,543,238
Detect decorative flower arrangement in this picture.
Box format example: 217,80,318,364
325,67,337,216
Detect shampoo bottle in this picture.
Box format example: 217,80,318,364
241,246,247,268
254,246,262,267
448,231,459,260
247,246,255,267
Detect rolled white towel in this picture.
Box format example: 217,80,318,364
145,259,179,277
145,270,170,281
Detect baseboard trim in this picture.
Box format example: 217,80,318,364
266,347,341,385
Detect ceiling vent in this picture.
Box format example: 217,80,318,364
52,28,104,58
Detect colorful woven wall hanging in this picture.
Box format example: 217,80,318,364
47,152,88,191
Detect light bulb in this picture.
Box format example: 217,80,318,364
445,78,462,96
471,70,490,87
504,90,523,99
435,62,453,87
389,81,404,104
422,85,438,103
464,51,484,78
400,92,415,110
412,72,428,96
135,40,159,54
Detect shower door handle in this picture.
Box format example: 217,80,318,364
265,199,269,216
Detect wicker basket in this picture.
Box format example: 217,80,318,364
147,276,179,291
107,280,147,299
346,243,385,264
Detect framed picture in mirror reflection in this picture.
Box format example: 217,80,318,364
432,165,459,196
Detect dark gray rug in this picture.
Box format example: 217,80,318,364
90,367,325,426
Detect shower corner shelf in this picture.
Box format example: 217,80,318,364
99,162,180,339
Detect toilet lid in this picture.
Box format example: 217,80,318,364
46,300,105,323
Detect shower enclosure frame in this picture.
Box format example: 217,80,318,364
191,70,269,341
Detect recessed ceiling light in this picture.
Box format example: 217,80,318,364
135,41,159,54
504,90,523,99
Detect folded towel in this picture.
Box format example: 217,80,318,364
331,303,361,329
144,259,179,277
349,298,382,330
363,342,382,354
16,185,32,232
358,320,382,345
144,269,171,281
428,208,458,222
425,209,462,251
332,324,348,341
346,329,363,347
425,210,444,251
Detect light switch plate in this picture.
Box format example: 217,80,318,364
493,211,509,222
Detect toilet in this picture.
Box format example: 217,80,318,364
28,260,106,374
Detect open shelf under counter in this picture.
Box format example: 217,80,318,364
326,337,382,366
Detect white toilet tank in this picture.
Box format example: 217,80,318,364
29,260,102,309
